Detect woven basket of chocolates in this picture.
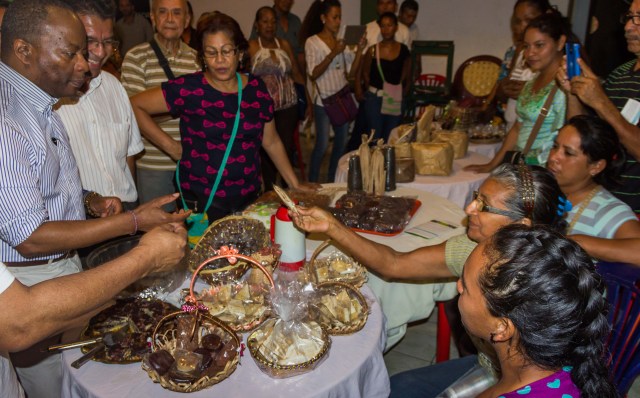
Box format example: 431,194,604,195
187,216,277,284
307,240,367,288
196,261,275,333
312,281,369,335
247,318,330,379
246,269,331,378
142,249,275,392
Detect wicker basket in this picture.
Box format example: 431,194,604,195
247,318,331,379
306,240,367,288
142,251,275,392
313,281,369,335
186,216,275,284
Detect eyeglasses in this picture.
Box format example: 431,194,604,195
203,46,239,59
87,38,119,50
620,13,640,26
472,191,523,219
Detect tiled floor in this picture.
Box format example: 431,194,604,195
383,311,640,397
299,126,639,397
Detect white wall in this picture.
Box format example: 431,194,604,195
189,0,569,74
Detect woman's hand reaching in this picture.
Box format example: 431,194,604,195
290,206,335,234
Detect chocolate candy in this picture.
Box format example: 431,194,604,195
147,350,174,376
193,347,213,370
201,333,222,352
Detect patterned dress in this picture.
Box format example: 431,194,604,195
162,72,274,219
499,367,581,397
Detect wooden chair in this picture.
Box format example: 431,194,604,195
452,55,502,108
597,261,640,396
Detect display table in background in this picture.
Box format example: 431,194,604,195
61,284,389,398
334,151,491,208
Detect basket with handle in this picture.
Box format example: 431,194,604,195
306,240,367,288
142,248,275,392
186,216,277,284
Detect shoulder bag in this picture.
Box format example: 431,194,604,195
149,38,176,80
501,85,558,165
375,43,402,116
176,73,243,248
314,53,358,127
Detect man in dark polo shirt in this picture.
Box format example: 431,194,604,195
564,0,640,215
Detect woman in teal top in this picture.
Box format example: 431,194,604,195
467,11,568,172
547,115,640,265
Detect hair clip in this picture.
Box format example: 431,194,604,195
517,160,535,219
556,196,573,216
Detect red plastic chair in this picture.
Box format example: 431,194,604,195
597,261,640,396
416,73,446,93
436,301,451,363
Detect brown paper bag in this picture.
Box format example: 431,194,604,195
416,105,436,143
411,142,454,176
432,130,469,159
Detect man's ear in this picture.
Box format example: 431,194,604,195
13,39,33,66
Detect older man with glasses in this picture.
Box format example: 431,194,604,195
56,0,143,213
120,0,199,210
561,0,640,218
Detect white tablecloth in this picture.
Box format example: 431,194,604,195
335,151,491,208
61,285,389,398
305,184,466,349
469,141,501,159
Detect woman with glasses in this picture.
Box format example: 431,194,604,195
131,12,315,223
300,0,366,182
290,163,567,396
547,115,640,265
457,224,618,398
248,6,311,190
466,11,570,172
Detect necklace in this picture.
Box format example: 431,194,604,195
567,185,600,233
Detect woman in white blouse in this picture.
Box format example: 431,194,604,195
301,0,365,182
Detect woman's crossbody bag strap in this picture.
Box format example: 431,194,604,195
176,72,244,212
521,85,558,156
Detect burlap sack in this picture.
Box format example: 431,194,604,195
411,142,454,176
432,130,469,159
394,142,412,158
416,105,436,143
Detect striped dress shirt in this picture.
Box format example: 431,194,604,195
120,36,199,171
0,62,85,262
56,72,144,202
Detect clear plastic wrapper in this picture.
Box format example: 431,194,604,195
196,265,273,332
247,269,330,378
142,313,241,392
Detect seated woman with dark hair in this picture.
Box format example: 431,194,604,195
460,223,618,397
547,115,640,265
291,163,568,396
